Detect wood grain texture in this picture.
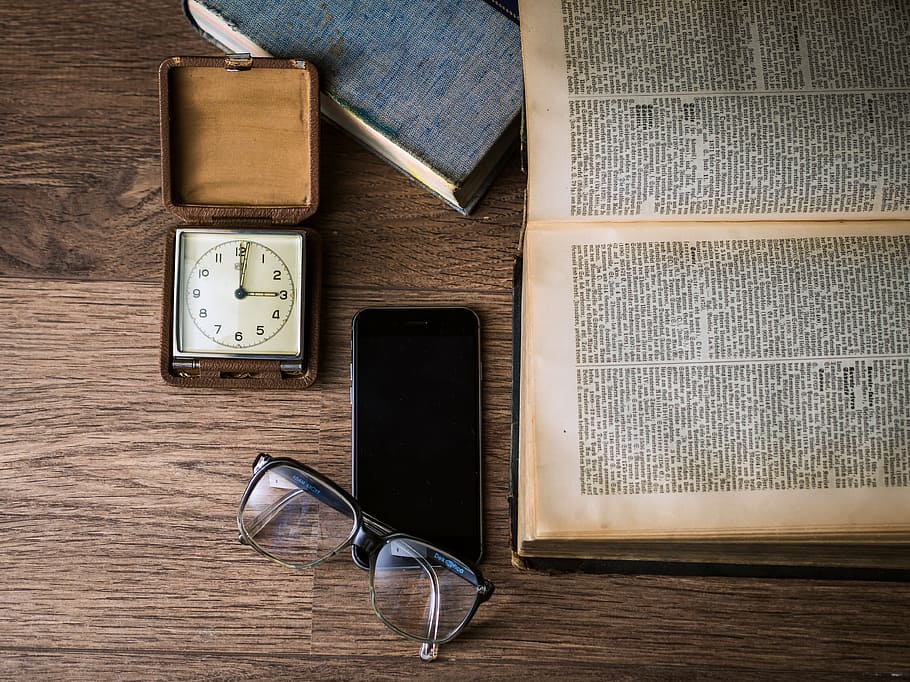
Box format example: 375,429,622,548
0,1,908,679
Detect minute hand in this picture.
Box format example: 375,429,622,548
238,240,251,289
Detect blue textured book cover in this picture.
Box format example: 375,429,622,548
186,0,523,211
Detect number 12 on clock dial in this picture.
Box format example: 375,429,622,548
172,230,305,359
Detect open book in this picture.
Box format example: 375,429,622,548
514,0,910,574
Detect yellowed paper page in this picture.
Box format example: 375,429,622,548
519,0,910,224
522,220,910,541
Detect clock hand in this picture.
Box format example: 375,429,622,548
243,291,281,297
238,240,251,290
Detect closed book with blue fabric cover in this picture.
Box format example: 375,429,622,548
184,0,523,214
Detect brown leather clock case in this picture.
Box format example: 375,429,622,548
158,55,322,389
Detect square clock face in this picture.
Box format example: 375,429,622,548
172,229,305,359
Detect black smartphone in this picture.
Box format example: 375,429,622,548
351,306,483,568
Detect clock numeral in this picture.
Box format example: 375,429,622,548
279,290,288,300
256,325,265,336
200,268,210,278
192,288,201,299
214,324,222,334
261,254,266,264
235,245,246,257
215,252,223,263
199,308,207,318
272,309,281,319
235,331,243,342
273,270,282,281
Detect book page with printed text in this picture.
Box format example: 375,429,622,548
517,0,910,551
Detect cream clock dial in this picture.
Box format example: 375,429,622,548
173,230,305,358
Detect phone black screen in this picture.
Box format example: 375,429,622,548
352,307,482,563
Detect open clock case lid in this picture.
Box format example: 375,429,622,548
158,54,322,389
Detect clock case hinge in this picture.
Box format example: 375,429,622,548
206,216,275,227
171,359,305,378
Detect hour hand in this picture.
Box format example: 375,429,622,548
243,291,280,297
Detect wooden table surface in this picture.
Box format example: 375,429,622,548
1,2,908,679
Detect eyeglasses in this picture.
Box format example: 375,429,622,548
236,454,494,661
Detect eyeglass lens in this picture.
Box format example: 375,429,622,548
371,537,480,643
241,464,357,568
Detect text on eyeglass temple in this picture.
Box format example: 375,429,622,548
433,551,466,575
290,472,322,496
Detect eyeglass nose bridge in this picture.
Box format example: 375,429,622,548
351,523,384,558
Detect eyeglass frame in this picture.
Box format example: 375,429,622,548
236,453,495,660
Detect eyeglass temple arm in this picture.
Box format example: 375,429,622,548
418,556,440,662
393,541,441,662
252,455,356,516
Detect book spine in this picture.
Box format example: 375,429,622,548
482,0,518,22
